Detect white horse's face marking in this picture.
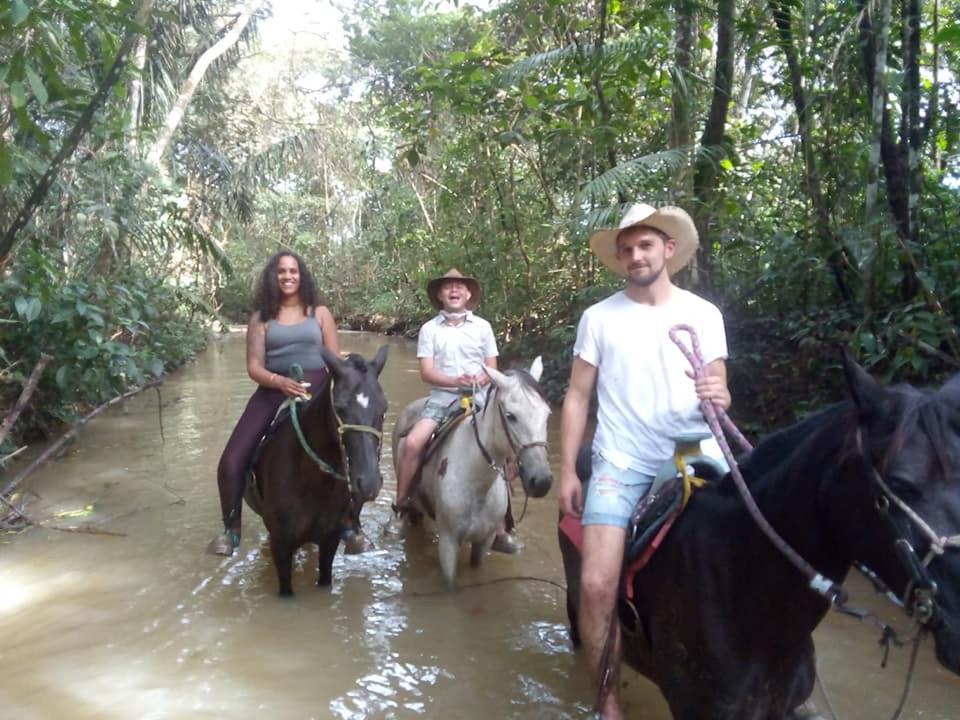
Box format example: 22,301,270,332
356,392,370,409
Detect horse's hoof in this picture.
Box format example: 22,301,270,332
342,529,375,554
788,700,826,720
382,513,409,537
205,530,239,556
491,531,523,554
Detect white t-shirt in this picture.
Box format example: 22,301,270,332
573,288,728,475
417,311,499,391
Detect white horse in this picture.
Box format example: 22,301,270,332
391,358,553,586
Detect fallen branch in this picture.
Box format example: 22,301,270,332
1,379,163,500
897,329,960,369
0,445,27,466
0,353,52,449
46,525,127,537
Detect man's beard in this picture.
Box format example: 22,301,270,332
625,263,665,287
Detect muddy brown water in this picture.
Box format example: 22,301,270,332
1,331,958,719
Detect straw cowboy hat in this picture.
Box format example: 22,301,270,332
426,268,481,310
588,203,699,278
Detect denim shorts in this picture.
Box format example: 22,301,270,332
421,391,461,424
581,451,655,529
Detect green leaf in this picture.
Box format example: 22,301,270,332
0,139,12,186
523,94,540,110
11,0,29,25
24,66,47,106
934,24,960,47
720,158,734,172
149,358,165,377
9,81,27,109
14,296,41,322
55,366,69,390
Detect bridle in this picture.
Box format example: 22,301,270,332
289,379,383,484
470,385,548,479
855,427,960,626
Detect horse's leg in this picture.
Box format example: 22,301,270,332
469,537,492,567
437,528,459,587
270,535,296,597
316,530,340,587
785,642,824,720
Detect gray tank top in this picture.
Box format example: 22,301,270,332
265,314,327,374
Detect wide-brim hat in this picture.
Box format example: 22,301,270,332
426,268,481,310
588,203,699,277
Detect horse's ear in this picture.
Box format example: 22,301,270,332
483,365,510,387
938,372,960,405
528,356,543,383
370,344,389,377
842,348,886,420
319,345,344,377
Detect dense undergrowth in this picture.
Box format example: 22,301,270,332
0,252,211,460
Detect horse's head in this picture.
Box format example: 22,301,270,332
484,356,553,498
319,344,389,505
843,353,960,674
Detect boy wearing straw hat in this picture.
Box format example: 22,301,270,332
386,269,520,552
558,203,731,718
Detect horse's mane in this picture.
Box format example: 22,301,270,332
723,402,853,494
885,381,956,480
343,353,371,373
726,374,960,495
506,368,550,403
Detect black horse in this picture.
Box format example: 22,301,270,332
245,345,389,596
560,354,960,719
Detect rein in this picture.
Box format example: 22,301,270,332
670,326,955,720
288,379,383,484
669,324,848,606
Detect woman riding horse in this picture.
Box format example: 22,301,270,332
208,250,371,556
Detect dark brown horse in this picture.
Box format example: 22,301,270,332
561,354,960,719
246,345,388,596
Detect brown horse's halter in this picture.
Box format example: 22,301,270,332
289,380,383,484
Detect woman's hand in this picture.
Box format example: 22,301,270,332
269,373,310,398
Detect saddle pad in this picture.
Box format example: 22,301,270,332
558,486,684,603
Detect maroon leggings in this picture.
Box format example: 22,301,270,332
216,368,329,530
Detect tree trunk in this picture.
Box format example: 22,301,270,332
692,0,734,294
864,0,892,313
0,0,156,270
125,34,149,158
670,0,695,204
902,0,922,300
146,0,261,169
768,0,853,303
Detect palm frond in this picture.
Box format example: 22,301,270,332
500,34,657,86
577,147,690,205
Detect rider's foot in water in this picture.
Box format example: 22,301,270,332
206,528,240,556
491,530,523,554
341,526,375,554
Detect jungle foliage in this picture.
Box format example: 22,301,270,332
3,0,960,459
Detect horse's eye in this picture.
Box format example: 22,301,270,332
505,412,518,422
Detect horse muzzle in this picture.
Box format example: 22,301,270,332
519,464,553,499
351,472,383,504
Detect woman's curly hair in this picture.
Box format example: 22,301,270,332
254,250,323,320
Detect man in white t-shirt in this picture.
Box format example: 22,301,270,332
558,203,731,719
386,269,520,552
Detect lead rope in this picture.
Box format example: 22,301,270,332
668,324,848,606
670,326,936,720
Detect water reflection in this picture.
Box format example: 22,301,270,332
0,331,956,719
